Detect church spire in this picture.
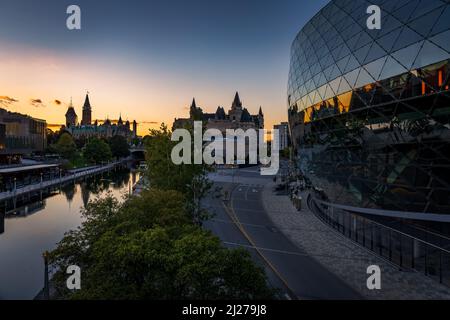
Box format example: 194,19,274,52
83,92,91,111
232,92,242,110
65,97,78,127
81,92,92,125
189,98,200,120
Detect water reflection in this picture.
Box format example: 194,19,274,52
0,168,139,300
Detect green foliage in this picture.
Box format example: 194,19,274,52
109,135,130,159
144,123,212,225
131,137,141,146
46,128,61,147
74,136,87,150
48,124,274,300
280,148,291,159
54,133,77,159
69,151,88,169
49,190,274,300
83,138,112,164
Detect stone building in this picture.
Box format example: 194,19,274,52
173,92,264,133
64,93,137,140
0,108,47,164
81,93,92,126
65,99,78,128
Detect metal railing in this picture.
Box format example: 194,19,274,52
0,162,122,202
309,195,450,288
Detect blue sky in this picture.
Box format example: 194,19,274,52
0,0,329,133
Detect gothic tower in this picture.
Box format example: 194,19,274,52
258,106,264,129
229,92,243,122
81,93,92,126
133,120,138,138
65,98,78,127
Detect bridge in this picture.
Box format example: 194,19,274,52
0,161,124,203
129,145,146,160
130,146,145,153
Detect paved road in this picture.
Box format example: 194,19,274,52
203,182,294,299
206,167,361,300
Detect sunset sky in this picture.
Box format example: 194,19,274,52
0,0,328,136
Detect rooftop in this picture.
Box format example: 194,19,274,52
0,164,59,175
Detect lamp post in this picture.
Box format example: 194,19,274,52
42,251,50,300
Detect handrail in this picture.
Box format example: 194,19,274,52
311,196,450,255
313,197,450,223
0,162,122,201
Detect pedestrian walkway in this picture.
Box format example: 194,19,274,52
261,181,450,300
0,162,122,202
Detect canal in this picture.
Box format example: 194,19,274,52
0,167,140,300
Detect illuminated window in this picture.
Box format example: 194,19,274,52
337,92,352,113
304,107,313,123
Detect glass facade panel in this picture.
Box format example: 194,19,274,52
288,0,450,287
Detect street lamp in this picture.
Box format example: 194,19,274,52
42,251,50,300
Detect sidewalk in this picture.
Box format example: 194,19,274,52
261,180,450,300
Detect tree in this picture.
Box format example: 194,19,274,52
46,128,61,146
83,138,112,164
49,190,275,300
74,136,87,149
145,123,212,225
55,133,77,159
145,124,203,191
280,148,291,160
109,135,130,159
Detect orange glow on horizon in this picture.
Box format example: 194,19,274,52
0,41,285,138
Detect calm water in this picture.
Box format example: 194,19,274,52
0,168,139,300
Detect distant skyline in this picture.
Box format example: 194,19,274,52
0,0,329,135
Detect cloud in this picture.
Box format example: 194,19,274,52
53,99,62,106
140,121,159,125
30,98,46,108
0,96,19,108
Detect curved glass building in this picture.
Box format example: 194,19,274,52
288,0,450,284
